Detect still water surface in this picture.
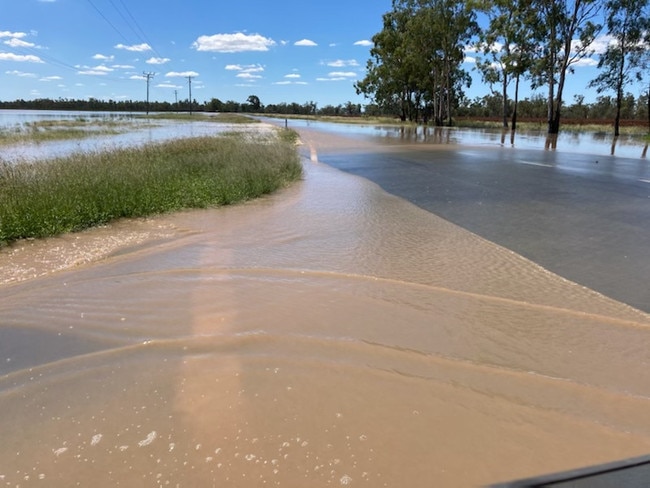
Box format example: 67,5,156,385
274,116,649,159
1,117,650,487
0,110,268,162
1,110,648,161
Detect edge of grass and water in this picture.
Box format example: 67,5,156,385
0,125,302,247
0,112,259,146
267,113,650,139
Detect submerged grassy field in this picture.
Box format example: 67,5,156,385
0,129,302,246
0,112,257,145
0,117,138,145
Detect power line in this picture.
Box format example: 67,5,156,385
108,0,144,43
85,0,132,45
86,0,169,72
10,43,130,86
13,44,80,74
115,0,163,59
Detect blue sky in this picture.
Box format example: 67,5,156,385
2,0,644,108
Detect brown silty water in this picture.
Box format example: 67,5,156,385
1,127,650,487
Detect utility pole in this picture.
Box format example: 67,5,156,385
174,90,178,112
187,75,193,115
143,71,155,114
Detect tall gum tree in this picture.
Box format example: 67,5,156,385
355,6,417,121
532,0,602,134
356,0,478,124
588,0,650,136
474,0,538,129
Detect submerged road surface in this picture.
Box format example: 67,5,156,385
291,123,650,313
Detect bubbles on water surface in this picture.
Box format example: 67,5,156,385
340,474,353,485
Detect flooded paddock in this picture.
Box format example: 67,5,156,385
0,110,274,163
1,125,650,487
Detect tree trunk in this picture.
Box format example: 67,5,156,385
613,29,626,137
647,87,650,134
511,73,520,131
548,111,561,134
614,105,621,137
547,83,557,133
549,65,568,135
502,72,509,129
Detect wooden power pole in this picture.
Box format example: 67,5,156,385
187,75,193,115
143,72,155,114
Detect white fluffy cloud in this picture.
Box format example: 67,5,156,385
165,71,199,78
93,54,114,61
115,43,152,52
274,80,308,85
295,39,317,47
77,64,113,76
326,59,359,68
193,33,275,53
354,40,372,47
0,52,43,63
146,57,171,65
317,71,358,82
5,70,37,77
226,63,264,73
4,38,36,48
236,72,262,79
0,31,27,39
580,35,614,55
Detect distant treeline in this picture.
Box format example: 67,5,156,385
1,94,649,126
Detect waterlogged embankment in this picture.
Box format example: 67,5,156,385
1,128,650,487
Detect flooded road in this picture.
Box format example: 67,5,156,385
2,126,650,487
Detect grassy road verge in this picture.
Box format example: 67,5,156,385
0,130,301,246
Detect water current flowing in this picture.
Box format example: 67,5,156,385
1,122,650,487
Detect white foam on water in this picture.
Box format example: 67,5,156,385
137,431,157,447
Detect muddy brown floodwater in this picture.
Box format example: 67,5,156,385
1,127,650,487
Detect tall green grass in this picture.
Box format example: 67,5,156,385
0,131,302,245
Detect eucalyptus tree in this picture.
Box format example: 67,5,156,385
356,0,478,124
246,95,262,112
588,0,650,136
404,0,479,125
531,0,602,134
475,0,539,129
355,5,419,121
